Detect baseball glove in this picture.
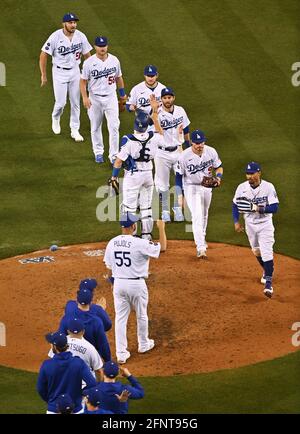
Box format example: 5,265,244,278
118,97,127,112
201,176,220,188
108,177,120,195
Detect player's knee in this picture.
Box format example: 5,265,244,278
261,253,273,262
252,248,261,257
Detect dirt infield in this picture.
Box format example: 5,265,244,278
0,241,299,377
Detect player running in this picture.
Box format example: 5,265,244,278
39,13,92,141
232,162,279,298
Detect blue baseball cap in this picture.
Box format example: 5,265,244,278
103,361,119,378
191,129,206,144
62,13,79,22
79,278,98,292
120,212,139,228
67,318,84,334
144,65,158,76
56,394,75,413
134,112,151,132
161,87,175,97
245,162,261,174
77,289,93,305
95,36,108,47
83,388,102,406
45,331,68,348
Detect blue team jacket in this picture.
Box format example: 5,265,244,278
95,376,144,414
65,300,112,332
59,308,111,362
37,352,97,412
83,407,113,414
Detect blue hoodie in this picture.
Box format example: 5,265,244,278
59,308,111,362
64,300,112,332
37,352,97,412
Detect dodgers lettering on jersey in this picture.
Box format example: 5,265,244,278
233,180,279,223
176,145,222,186
127,81,165,114
81,53,122,95
158,105,190,147
104,235,161,278
117,132,164,171
42,29,92,68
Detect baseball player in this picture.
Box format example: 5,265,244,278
47,318,103,381
37,332,97,413
151,87,190,222
104,212,164,364
232,162,279,298
56,394,75,414
175,130,223,258
80,36,127,163
83,388,114,414
39,13,92,141
110,112,165,240
126,65,165,130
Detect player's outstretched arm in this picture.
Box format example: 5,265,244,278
156,220,167,252
39,52,48,87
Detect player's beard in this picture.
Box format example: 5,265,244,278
64,23,76,34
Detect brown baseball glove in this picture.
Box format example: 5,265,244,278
118,96,127,112
201,176,220,188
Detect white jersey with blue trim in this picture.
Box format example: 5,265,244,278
81,53,122,95
233,180,279,224
42,29,92,68
158,105,190,147
117,132,164,171
104,235,161,278
127,81,165,114
176,145,222,186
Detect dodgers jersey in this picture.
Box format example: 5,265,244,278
233,180,279,223
127,81,165,114
42,29,92,68
158,105,190,147
81,53,122,95
117,132,164,171
104,235,161,278
176,145,222,185
48,336,103,373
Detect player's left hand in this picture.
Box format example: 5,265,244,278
115,390,131,402
118,96,127,112
41,75,47,87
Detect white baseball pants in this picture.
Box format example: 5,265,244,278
122,171,154,236
113,278,152,359
184,184,206,251
245,220,275,262
88,93,120,162
154,149,180,192
52,66,80,131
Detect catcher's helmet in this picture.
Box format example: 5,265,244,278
134,112,151,132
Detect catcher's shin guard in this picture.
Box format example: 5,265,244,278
140,206,153,240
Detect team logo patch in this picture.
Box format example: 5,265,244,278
83,249,105,257
19,256,55,264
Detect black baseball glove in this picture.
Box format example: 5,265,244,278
108,177,120,195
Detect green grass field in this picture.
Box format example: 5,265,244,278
0,0,299,413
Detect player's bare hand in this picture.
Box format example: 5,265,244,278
41,76,47,87
156,219,165,230
96,296,107,310
119,366,131,377
150,94,159,112
115,390,131,402
83,97,92,109
235,222,244,233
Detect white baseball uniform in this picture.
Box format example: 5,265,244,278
104,235,161,360
176,145,222,249
81,53,123,161
127,81,165,130
117,131,165,238
42,29,92,130
154,105,190,192
48,335,103,375
233,180,279,261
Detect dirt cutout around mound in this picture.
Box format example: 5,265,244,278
0,241,299,377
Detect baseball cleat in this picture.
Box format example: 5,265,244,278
71,130,84,142
52,117,61,134
172,206,184,222
263,287,273,298
95,154,105,163
260,275,266,285
161,210,171,222
138,339,155,354
197,250,207,259
117,351,131,364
